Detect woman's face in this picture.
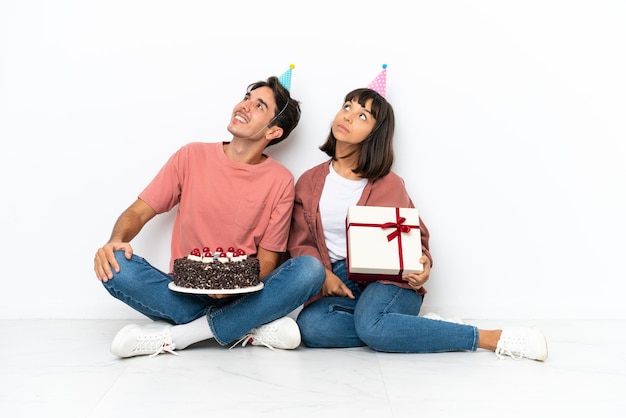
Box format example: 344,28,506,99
331,97,377,146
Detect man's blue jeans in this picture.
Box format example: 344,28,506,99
296,260,479,353
102,251,325,346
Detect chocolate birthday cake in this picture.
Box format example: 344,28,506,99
172,247,260,290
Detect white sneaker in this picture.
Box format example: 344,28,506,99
495,327,548,361
422,312,466,325
230,317,301,350
110,322,178,358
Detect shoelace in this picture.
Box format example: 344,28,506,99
495,343,524,360
132,334,179,358
148,341,179,358
229,332,277,351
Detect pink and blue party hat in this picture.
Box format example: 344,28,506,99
367,64,387,97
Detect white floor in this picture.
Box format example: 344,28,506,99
0,318,624,418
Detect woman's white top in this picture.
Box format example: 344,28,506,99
319,162,367,263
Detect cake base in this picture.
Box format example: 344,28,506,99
172,256,261,290
168,282,264,295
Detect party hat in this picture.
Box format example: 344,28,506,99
367,64,387,97
278,64,295,91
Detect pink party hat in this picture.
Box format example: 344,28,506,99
278,64,295,91
367,64,387,97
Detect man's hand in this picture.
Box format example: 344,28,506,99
94,242,133,282
94,199,157,282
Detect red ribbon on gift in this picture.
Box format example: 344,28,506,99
348,208,419,275
381,216,412,241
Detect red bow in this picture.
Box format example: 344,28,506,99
381,216,412,241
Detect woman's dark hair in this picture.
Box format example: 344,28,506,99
247,76,301,147
319,88,395,181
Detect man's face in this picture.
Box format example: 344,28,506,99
227,86,277,140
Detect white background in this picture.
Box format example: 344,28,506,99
1,0,624,320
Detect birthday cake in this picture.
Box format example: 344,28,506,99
172,247,261,290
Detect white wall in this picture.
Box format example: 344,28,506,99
1,0,624,320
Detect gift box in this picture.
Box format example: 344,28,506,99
346,206,423,283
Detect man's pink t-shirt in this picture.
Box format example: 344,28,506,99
139,142,295,273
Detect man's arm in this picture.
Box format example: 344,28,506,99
94,199,157,282
256,246,281,280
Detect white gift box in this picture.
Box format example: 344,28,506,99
346,206,423,282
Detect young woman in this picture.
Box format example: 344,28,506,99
288,87,548,361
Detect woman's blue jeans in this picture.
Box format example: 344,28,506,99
296,260,479,353
102,251,325,346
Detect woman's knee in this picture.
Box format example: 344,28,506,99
296,305,324,347
355,323,389,351
353,306,385,348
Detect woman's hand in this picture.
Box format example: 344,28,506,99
322,269,355,299
402,255,431,290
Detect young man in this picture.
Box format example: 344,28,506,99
94,75,325,358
